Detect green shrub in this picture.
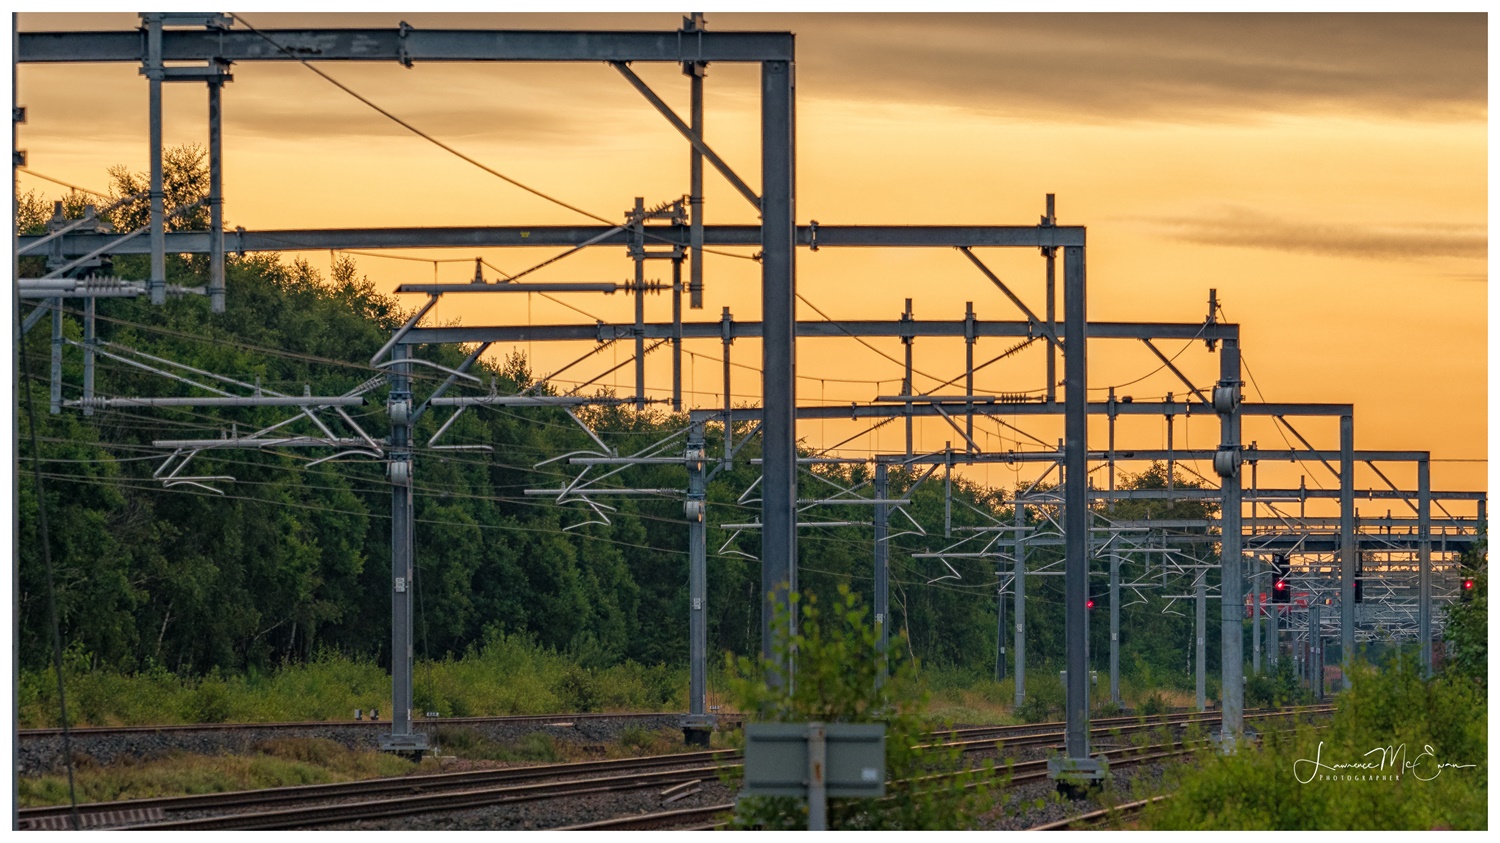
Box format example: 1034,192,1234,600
1016,673,1065,723
1138,691,1169,717
557,666,600,712
1244,660,1312,709
618,726,656,754
1145,656,1486,830
724,586,996,830
187,680,232,724
17,637,686,728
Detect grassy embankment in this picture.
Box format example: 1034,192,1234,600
20,636,1225,809
1132,658,1487,830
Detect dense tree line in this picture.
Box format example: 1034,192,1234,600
16,150,1225,688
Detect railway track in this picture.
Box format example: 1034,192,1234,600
17,749,732,830
20,704,1330,830
555,705,1332,832
558,741,1198,830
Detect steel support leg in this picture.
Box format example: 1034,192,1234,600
1310,604,1323,701
82,297,95,416
902,298,913,458
1043,194,1056,405
759,58,797,683
208,78,225,312
1219,339,1244,745
1195,569,1206,713
1052,242,1099,783
633,200,647,411
1014,502,1027,709
671,258,683,411
965,302,976,454
1109,550,1120,706
49,299,62,414
995,576,1006,683
1250,465,1262,674
1252,556,1261,675
382,344,426,753
874,463,890,682
721,307,732,463
1268,600,1279,669
144,14,166,305
685,15,705,310
1418,456,1432,677
683,422,712,744
1339,414,1355,689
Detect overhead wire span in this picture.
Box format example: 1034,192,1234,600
230,14,757,264
18,167,111,198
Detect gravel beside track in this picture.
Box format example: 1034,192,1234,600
325,777,740,831
985,757,1182,830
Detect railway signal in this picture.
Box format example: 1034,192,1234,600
1461,578,1476,600
1272,554,1291,604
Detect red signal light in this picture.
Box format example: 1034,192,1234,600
1462,579,1474,590
1274,579,1287,591
1085,598,1095,610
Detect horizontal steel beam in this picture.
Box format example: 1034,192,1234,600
18,28,796,63
1076,488,1484,502
522,488,679,496
1245,537,1479,552
394,282,621,294
69,396,364,408
428,395,650,407
17,224,1087,256
152,437,368,449
687,403,1359,426
403,319,1232,345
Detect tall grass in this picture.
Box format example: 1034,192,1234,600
17,633,687,728
1143,657,1487,830
18,738,414,807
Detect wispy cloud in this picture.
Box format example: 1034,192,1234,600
767,13,1486,124
16,12,1488,141
1150,206,1488,261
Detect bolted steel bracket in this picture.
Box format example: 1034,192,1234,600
397,21,415,68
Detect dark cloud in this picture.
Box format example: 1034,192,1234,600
1150,206,1488,261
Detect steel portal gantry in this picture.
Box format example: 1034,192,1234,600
18,14,806,747
17,17,1484,776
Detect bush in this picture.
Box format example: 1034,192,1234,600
1016,673,1065,723
17,637,687,728
187,679,232,723
1244,660,1312,709
1145,655,1486,829
557,666,600,712
618,726,656,754
1138,691,1169,717
724,586,996,830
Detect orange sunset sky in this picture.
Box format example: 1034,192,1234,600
8,11,1489,510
